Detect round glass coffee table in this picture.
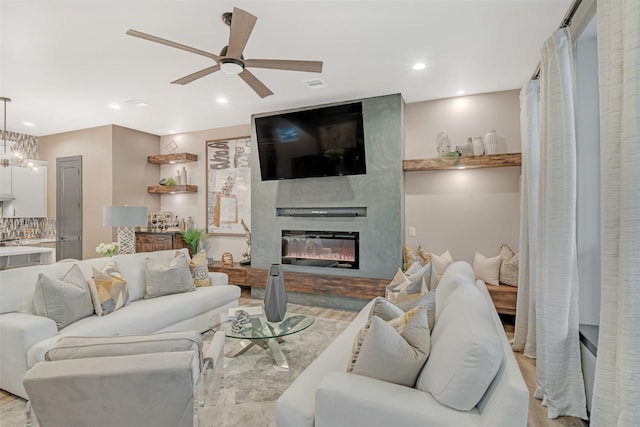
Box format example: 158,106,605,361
209,305,315,370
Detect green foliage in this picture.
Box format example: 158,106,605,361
165,177,176,186
181,228,209,251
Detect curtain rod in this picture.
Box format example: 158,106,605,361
531,0,584,80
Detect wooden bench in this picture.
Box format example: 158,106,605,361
486,284,518,315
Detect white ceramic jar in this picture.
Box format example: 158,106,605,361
472,137,485,156
484,130,497,155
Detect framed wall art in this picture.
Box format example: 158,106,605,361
206,137,251,235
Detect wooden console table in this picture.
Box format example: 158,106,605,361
208,262,249,286
485,284,518,315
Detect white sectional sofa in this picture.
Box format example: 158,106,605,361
276,261,529,427
0,248,240,399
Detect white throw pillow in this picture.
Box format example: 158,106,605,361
473,252,502,285
416,283,504,411
429,250,454,290
348,306,430,387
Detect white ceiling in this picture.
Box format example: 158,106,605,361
1,0,571,137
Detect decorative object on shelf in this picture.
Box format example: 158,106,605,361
221,252,234,266
472,136,485,156
436,131,451,158
96,242,120,257
456,138,474,157
180,228,210,253
182,166,188,185
484,130,497,155
264,264,287,322
240,218,251,265
103,206,149,254
164,177,176,186
165,140,178,154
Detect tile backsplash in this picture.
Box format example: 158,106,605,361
0,218,56,240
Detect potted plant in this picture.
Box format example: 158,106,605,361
181,228,209,255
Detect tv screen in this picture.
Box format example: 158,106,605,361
255,102,366,181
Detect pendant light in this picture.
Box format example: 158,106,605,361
1,97,11,168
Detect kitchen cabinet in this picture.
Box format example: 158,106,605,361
2,165,47,218
0,167,12,196
135,232,189,253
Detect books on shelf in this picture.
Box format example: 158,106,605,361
228,306,263,319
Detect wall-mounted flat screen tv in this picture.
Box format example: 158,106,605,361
255,101,366,181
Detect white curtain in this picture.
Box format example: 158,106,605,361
513,79,539,359
515,28,587,420
590,1,640,425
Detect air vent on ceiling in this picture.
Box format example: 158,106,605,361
303,78,328,89
123,98,150,107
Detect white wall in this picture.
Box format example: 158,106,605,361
159,124,251,262
404,90,522,263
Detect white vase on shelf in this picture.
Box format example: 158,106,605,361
472,137,484,156
484,130,497,155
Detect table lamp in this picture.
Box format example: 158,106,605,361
103,206,148,254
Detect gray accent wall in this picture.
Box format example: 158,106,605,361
251,94,404,279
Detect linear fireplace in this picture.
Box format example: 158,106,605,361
282,230,359,269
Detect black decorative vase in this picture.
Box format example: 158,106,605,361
264,264,287,322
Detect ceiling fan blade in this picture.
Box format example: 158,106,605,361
238,69,273,98
126,29,220,61
226,7,257,58
171,65,221,85
245,59,323,73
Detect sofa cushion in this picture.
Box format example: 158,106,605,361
89,263,129,316
473,252,502,285
348,306,430,387
499,243,519,287
33,264,94,330
144,252,195,299
434,261,475,317
416,283,504,411
429,250,454,290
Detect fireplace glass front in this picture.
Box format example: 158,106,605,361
282,230,359,269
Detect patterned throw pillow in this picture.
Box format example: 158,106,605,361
189,250,211,287
499,243,519,287
403,246,420,271
89,263,129,316
348,305,430,387
385,263,430,305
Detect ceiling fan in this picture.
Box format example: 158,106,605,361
126,7,323,98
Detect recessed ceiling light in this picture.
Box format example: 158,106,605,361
456,90,466,96
109,104,121,110
23,122,35,127
168,130,176,134
412,63,426,71
217,97,228,104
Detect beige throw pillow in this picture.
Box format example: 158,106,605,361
144,253,195,299
89,263,129,316
499,243,519,286
429,250,454,290
33,264,94,330
348,306,430,387
473,252,502,285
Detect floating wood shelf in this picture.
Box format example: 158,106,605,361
403,153,521,171
148,185,197,194
148,153,198,164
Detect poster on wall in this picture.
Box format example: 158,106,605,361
206,137,251,235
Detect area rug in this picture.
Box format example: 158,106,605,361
0,317,350,427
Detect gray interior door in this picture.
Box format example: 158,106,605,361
56,156,82,260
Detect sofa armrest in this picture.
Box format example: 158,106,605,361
0,312,57,398
208,272,228,286
315,372,481,427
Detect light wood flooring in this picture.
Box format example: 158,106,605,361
0,293,585,427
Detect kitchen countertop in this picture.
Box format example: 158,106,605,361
0,246,56,256
16,238,57,245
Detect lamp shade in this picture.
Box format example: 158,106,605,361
103,206,148,227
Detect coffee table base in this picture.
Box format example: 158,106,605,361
225,338,290,369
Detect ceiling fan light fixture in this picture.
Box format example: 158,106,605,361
220,59,244,75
